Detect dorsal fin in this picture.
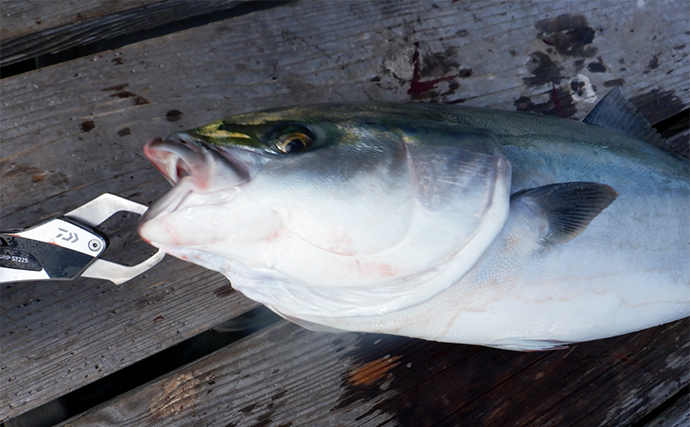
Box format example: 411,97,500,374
584,88,665,148
511,182,618,245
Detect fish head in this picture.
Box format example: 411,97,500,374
139,104,511,316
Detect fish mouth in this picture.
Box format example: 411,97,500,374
140,133,258,225
143,133,250,187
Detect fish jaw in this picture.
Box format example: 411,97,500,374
143,134,253,189
139,133,270,251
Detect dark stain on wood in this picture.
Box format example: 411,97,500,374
112,57,124,65
458,68,473,78
133,96,151,105
213,285,234,298
407,43,458,99
31,170,60,182
101,84,150,106
80,120,95,132
235,387,292,427
513,86,576,118
117,127,131,136
419,47,459,76
523,51,564,86
110,91,136,98
514,96,535,111
166,109,183,122
32,172,48,182
2,162,42,178
570,79,587,97
535,14,598,57
648,54,660,70
587,61,606,73
604,78,626,87
101,83,129,92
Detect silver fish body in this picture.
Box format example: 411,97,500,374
139,94,689,351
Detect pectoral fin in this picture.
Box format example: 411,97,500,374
511,182,618,245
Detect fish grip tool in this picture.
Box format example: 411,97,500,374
0,194,165,285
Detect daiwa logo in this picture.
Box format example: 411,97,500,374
56,228,79,243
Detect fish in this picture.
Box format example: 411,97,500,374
138,88,689,351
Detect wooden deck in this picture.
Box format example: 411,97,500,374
1,1,688,426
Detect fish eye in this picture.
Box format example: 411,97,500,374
275,131,313,154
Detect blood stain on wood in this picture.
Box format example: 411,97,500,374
348,354,402,386
166,109,183,122
80,120,95,132
514,86,576,118
407,44,457,98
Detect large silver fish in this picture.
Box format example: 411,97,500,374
139,89,689,351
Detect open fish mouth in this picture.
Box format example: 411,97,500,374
143,133,250,187
140,134,255,225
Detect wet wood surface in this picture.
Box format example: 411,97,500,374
1,0,688,425
55,318,689,427
0,0,244,67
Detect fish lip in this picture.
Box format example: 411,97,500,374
141,133,252,226
143,134,250,186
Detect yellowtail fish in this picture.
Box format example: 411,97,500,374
139,89,689,351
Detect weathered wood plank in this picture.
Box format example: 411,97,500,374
54,319,688,427
3,0,688,223
1,0,687,423
1,263,260,422
644,391,689,427
0,0,244,67
1,1,159,40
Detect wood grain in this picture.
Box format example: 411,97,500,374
1,261,260,422
1,1,160,40
54,319,688,427
0,0,244,66
1,0,688,423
